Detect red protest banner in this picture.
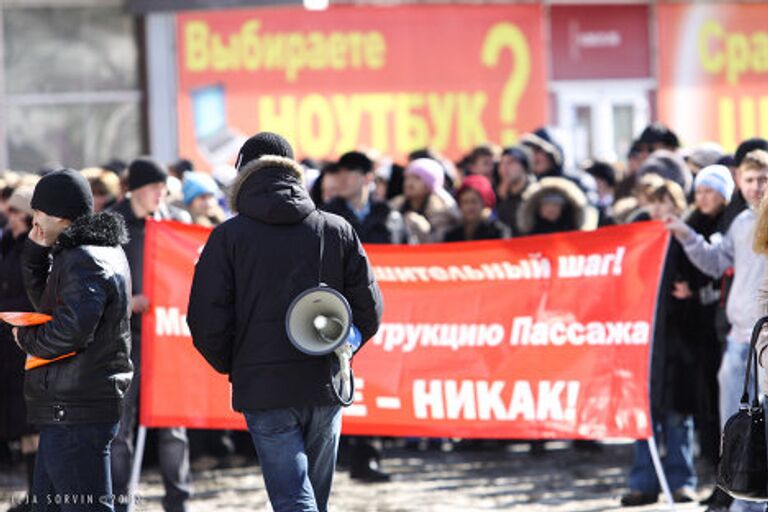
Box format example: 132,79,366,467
140,220,668,439
175,4,547,168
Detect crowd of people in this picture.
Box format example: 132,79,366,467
0,122,767,511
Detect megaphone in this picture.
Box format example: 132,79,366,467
285,285,358,406
285,286,351,355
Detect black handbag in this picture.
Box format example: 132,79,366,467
717,315,768,501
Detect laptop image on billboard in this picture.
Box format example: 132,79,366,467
191,84,245,165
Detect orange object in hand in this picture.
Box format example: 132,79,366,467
0,312,52,327
0,312,76,369
25,353,76,370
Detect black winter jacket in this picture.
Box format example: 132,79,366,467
443,219,510,242
649,239,704,416
17,213,133,425
188,156,383,411
110,199,190,338
322,197,404,244
0,231,34,439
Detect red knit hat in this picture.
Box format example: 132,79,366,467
456,175,496,208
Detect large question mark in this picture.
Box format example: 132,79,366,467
481,23,531,146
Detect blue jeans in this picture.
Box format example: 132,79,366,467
719,339,768,512
628,412,696,494
32,422,119,511
719,339,765,431
245,406,342,512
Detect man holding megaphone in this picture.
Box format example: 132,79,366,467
188,132,382,512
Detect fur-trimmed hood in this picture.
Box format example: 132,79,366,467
55,211,129,251
228,156,313,224
517,177,598,234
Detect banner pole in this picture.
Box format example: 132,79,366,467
126,425,148,512
646,435,676,511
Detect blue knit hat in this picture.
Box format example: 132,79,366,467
182,172,221,205
694,164,735,202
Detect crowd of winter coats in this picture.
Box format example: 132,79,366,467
1,122,768,511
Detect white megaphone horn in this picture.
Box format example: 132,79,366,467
285,286,351,356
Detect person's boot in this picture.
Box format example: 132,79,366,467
349,442,390,482
701,487,733,511
620,490,658,506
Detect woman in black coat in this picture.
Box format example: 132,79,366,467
623,179,698,506
0,186,37,511
675,166,735,509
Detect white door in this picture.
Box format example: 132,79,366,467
552,80,653,167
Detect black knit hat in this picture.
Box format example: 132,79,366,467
501,145,531,172
584,160,617,187
127,157,168,191
337,151,373,174
638,123,680,150
734,138,768,166
236,132,294,170
31,168,93,220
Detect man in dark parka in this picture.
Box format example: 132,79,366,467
188,132,382,512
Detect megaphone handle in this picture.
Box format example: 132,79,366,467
334,347,355,406
340,353,350,388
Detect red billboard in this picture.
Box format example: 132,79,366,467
658,3,768,149
175,5,547,168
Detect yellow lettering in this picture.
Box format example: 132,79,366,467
726,33,749,85
258,96,297,144
366,32,386,69
362,94,394,151
183,20,388,80
242,20,261,71
740,96,757,140
306,32,327,70
752,33,768,72
284,34,305,82
718,97,736,150
427,93,456,152
298,95,335,157
328,32,347,70
698,21,768,85
481,22,530,145
698,20,724,74
185,21,210,72
457,92,488,150
332,95,363,154
211,35,236,71
394,94,428,154
249,90,494,159
262,34,283,69
347,32,363,68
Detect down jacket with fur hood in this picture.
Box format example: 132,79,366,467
187,156,383,411
17,212,133,425
516,177,599,235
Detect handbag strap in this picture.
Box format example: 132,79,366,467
741,316,768,409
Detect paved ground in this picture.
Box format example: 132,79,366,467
0,440,716,511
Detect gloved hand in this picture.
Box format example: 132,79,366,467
347,325,362,352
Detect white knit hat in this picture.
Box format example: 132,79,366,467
694,164,735,202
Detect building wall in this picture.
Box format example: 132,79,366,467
0,0,143,171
